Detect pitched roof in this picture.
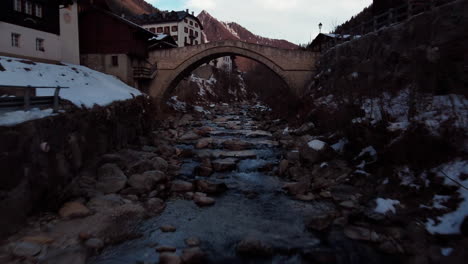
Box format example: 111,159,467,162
129,10,204,30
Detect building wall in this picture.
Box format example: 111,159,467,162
142,16,202,48
60,1,80,64
80,53,134,86
0,21,61,61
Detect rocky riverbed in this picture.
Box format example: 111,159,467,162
0,103,465,264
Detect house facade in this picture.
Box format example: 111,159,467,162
78,5,161,91
130,10,203,47
0,0,80,64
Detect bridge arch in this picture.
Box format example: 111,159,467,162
147,40,317,100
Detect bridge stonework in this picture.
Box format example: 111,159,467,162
148,40,318,99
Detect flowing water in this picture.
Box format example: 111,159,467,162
89,104,384,264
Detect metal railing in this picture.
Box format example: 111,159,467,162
0,85,68,112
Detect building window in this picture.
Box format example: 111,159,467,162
189,29,193,36
164,26,170,34
149,27,156,33
13,0,22,12
173,36,178,41
195,23,199,28
184,36,187,44
189,21,193,26
36,38,44,51
11,33,20,47
171,26,178,32
184,27,188,33
157,27,163,33
184,19,188,23
111,56,118,66
25,1,33,15
195,40,198,45
35,3,43,17
195,31,198,37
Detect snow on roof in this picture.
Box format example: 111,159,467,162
0,56,142,109
149,34,170,41
323,33,351,39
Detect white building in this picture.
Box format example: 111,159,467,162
0,0,80,64
131,9,203,48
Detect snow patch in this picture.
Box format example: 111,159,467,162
308,140,326,151
374,198,400,214
0,108,56,126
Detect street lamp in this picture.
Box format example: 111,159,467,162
319,23,323,33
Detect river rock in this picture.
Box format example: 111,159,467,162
21,236,54,245
160,225,177,232
146,198,166,213
283,182,309,196
152,157,169,172
156,246,177,252
10,241,42,257
181,247,206,264
127,159,154,175
236,238,273,257
159,253,182,264
278,159,289,176
305,212,337,231
300,140,336,165
171,180,194,192
185,237,201,247
87,194,125,210
223,140,252,151
344,225,381,242
84,238,104,250
195,180,228,195
59,202,91,219
96,163,127,194
219,150,257,159
212,158,237,171
194,196,215,207
195,138,213,149
179,131,200,141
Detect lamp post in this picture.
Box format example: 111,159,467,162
319,22,323,33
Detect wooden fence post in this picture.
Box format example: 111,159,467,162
53,86,61,113
24,86,31,111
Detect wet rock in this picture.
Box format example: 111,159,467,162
127,159,154,175
152,157,169,172
156,246,177,252
38,246,87,264
181,247,206,264
291,122,315,136
185,237,201,247
305,212,338,231
194,126,215,136
295,193,315,201
223,140,252,151
320,191,332,198
212,158,237,171
236,238,273,257
339,200,357,209
196,166,213,177
219,150,257,159
171,180,194,192
96,163,127,194
146,198,166,214
194,196,215,207
278,159,289,176
84,238,104,250
286,150,300,163
10,241,41,257
142,145,158,152
195,138,213,149
344,225,381,242
87,194,125,210
100,154,127,169
195,180,228,195
283,181,309,196
159,253,182,264
160,225,177,232
245,130,272,138
21,235,54,245
378,240,405,254
288,166,307,181
59,202,91,219
129,170,166,191
179,131,201,141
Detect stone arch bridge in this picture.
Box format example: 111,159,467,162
147,40,318,99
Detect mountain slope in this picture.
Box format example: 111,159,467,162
198,10,298,50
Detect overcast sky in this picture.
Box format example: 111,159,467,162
148,0,372,44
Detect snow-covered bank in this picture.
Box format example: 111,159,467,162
0,108,56,126
0,56,141,108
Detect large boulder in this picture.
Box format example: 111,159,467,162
195,180,228,195
195,138,213,149
212,158,237,171
59,202,91,219
128,171,166,191
152,157,169,172
87,194,125,210
171,180,194,192
223,140,252,151
96,163,127,194
300,140,336,164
